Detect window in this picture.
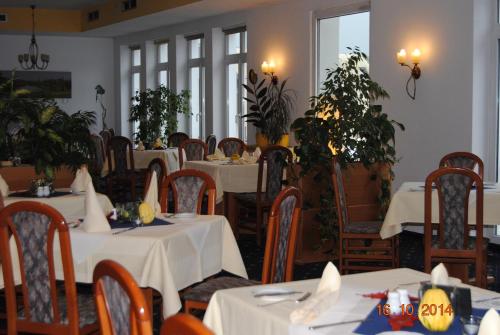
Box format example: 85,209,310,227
316,10,370,93
225,28,247,141
187,35,205,139
156,40,169,87
130,46,141,139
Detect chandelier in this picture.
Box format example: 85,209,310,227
18,5,49,70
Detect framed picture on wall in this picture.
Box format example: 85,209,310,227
0,70,71,99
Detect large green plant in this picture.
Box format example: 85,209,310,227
129,85,190,144
242,70,296,144
291,47,404,240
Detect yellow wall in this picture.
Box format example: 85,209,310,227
0,0,200,33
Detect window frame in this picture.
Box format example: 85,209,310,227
155,39,170,88
224,27,248,141
186,34,206,139
130,45,142,140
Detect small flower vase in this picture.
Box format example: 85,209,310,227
43,186,50,197
37,186,44,197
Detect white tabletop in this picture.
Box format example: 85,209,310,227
380,182,500,239
4,188,114,218
1,214,247,318
203,268,500,335
102,148,180,176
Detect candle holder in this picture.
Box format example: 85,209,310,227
396,49,422,100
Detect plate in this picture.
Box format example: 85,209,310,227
251,287,302,302
173,213,197,219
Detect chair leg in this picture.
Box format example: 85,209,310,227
130,177,136,201
256,206,262,247
338,236,344,275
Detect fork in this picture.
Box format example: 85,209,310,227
258,292,311,307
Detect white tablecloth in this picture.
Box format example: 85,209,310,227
0,215,247,318
102,148,180,176
183,160,261,203
4,189,114,218
380,182,500,239
203,268,500,335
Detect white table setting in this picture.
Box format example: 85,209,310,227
101,147,180,176
380,181,500,239
203,262,500,335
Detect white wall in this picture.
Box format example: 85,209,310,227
0,34,115,132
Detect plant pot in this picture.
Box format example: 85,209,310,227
256,133,289,149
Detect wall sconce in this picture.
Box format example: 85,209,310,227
261,60,278,85
396,48,422,100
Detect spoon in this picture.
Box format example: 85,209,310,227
258,292,311,307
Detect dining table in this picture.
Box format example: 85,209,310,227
380,181,500,239
0,214,247,318
101,148,180,176
4,188,114,218
203,268,500,335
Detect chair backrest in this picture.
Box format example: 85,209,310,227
89,134,106,176
93,260,152,335
167,132,189,148
179,139,208,168
100,129,112,151
205,135,217,155
107,136,135,176
108,128,116,136
217,137,246,157
160,169,216,215
261,187,301,284
0,201,81,333
439,152,484,179
257,145,293,202
160,314,213,335
144,158,167,198
331,158,350,232
424,167,484,286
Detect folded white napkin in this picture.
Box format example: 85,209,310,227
82,181,110,233
478,308,500,335
0,174,9,197
241,151,258,164
144,171,161,215
431,263,449,286
214,148,226,159
290,262,341,324
253,147,262,159
71,166,92,193
137,141,145,151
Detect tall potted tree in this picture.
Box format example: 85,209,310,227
129,85,190,147
290,47,404,262
242,69,295,148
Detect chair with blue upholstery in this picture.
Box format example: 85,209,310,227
0,201,98,335
439,151,484,179
235,145,293,246
144,158,168,198
217,137,246,157
159,169,216,215
106,136,137,202
332,158,399,274
167,132,189,148
93,259,152,335
183,187,302,313
178,139,208,168
424,167,487,288
205,135,217,155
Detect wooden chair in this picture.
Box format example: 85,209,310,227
106,136,137,201
108,128,115,136
167,132,189,148
424,167,487,288
0,201,98,335
89,134,106,176
439,152,484,179
100,129,112,153
217,137,246,157
332,158,399,274
160,314,213,335
235,145,293,246
178,139,208,168
183,187,302,313
144,158,167,198
159,169,216,215
93,260,152,335
205,135,217,155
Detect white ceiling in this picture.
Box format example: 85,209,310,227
0,0,106,10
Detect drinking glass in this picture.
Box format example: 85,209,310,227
461,315,482,335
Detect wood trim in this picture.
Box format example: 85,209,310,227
217,137,246,156
439,151,484,180
178,139,208,168
161,313,213,335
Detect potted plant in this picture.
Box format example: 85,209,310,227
290,47,404,261
129,85,190,148
242,69,295,148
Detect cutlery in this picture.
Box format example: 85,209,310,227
164,213,175,218
308,318,369,330
253,291,303,298
112,226,138,235
258,292,311,307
